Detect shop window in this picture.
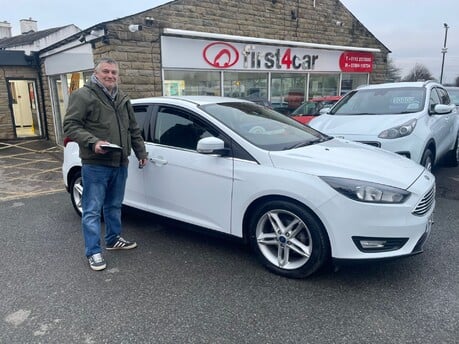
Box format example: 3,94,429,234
224,72,268,101
164,70,220,96
271,74,306,115
308,74,340,99
341,73,368,96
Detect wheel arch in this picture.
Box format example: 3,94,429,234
424,138,436,162
66,165,81,192
242,194,330,247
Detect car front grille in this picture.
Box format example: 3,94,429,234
357,141,381,148
412,184,436,216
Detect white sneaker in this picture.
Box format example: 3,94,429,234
88,253,106,271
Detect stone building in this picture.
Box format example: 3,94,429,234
0,23,80,140
1,0,390,144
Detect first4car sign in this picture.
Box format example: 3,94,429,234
161,36,374,73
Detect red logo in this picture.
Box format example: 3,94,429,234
203,42,239,68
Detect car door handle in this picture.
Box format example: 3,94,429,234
149,156,168,166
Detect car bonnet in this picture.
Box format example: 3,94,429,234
309,113,419,135
268,138,425,189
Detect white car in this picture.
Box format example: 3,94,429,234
63,96,435,278
309,81,459,171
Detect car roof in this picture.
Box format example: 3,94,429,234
131,96,251,106
356,81,441,90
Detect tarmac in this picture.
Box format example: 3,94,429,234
0,139,65,202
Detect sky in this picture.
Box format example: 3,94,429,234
2,0,458,84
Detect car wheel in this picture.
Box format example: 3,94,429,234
420,148,434,171
443,134,458,167
70,169,83,217
248,200,330,278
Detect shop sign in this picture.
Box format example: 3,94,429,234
339,52,374,72
162,36,372,73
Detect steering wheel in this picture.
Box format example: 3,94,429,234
248,126,266,134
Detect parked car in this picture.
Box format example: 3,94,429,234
445,86,459,110
242,96,272,108
290,96,342,124
63,96,435,279
309,81,459,170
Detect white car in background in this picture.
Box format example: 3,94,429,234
309,81,459,171
63,96,435,279
445,86,459,110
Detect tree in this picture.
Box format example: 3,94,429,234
386,58,402,82
402,63,435,82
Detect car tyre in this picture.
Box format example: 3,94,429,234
443,134,458,167
420,148,434,171
248,200,330,278
70,169,83,217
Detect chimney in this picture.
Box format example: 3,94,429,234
0,21,12,38
20,18,38,34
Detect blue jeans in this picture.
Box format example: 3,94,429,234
81,164,128,257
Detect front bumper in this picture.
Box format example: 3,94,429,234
317,171,435,260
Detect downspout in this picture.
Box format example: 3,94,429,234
33,52,49,140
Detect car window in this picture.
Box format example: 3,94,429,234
201,101,328,151
133,105,150,141
446,88,459,105
154,106,215,150
429,88,441,112
435,87,451,105
332,87,425,115
292,102,317,115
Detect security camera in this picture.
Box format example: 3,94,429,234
128,24,142,32
78,35,85,43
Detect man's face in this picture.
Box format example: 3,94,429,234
95,62,118,91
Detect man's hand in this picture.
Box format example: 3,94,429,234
94,140,110,154
138,158,147,169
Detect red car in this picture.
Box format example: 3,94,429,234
290,96,342,124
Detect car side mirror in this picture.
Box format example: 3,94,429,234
431,103,455,115
197,137,229,156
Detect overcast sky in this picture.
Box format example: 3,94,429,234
3,0,458,84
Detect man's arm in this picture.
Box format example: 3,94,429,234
63,90,99,151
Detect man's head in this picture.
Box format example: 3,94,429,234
94,58,119,91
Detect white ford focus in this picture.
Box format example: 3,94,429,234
62,96,435,278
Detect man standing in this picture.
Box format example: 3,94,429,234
63,57,148,271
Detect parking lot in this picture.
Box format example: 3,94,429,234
1,139,458,343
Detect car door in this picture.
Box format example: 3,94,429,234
429,87,455,158
124,103,152,208
141,104,234,234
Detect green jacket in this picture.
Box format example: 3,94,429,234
63,81,147,167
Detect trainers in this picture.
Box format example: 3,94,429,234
88,253,106,271
106,236,137,250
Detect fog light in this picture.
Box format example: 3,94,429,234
360,240,386,249
352,236,408,252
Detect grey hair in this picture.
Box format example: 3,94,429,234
94,57,118,71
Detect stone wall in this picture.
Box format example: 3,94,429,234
91,0,389,99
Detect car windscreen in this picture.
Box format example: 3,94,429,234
330,87,426,115
201,102,330,151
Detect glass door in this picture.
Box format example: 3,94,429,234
8,79,42,138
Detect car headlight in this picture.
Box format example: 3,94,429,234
378,118,417,139
320,176,411,203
